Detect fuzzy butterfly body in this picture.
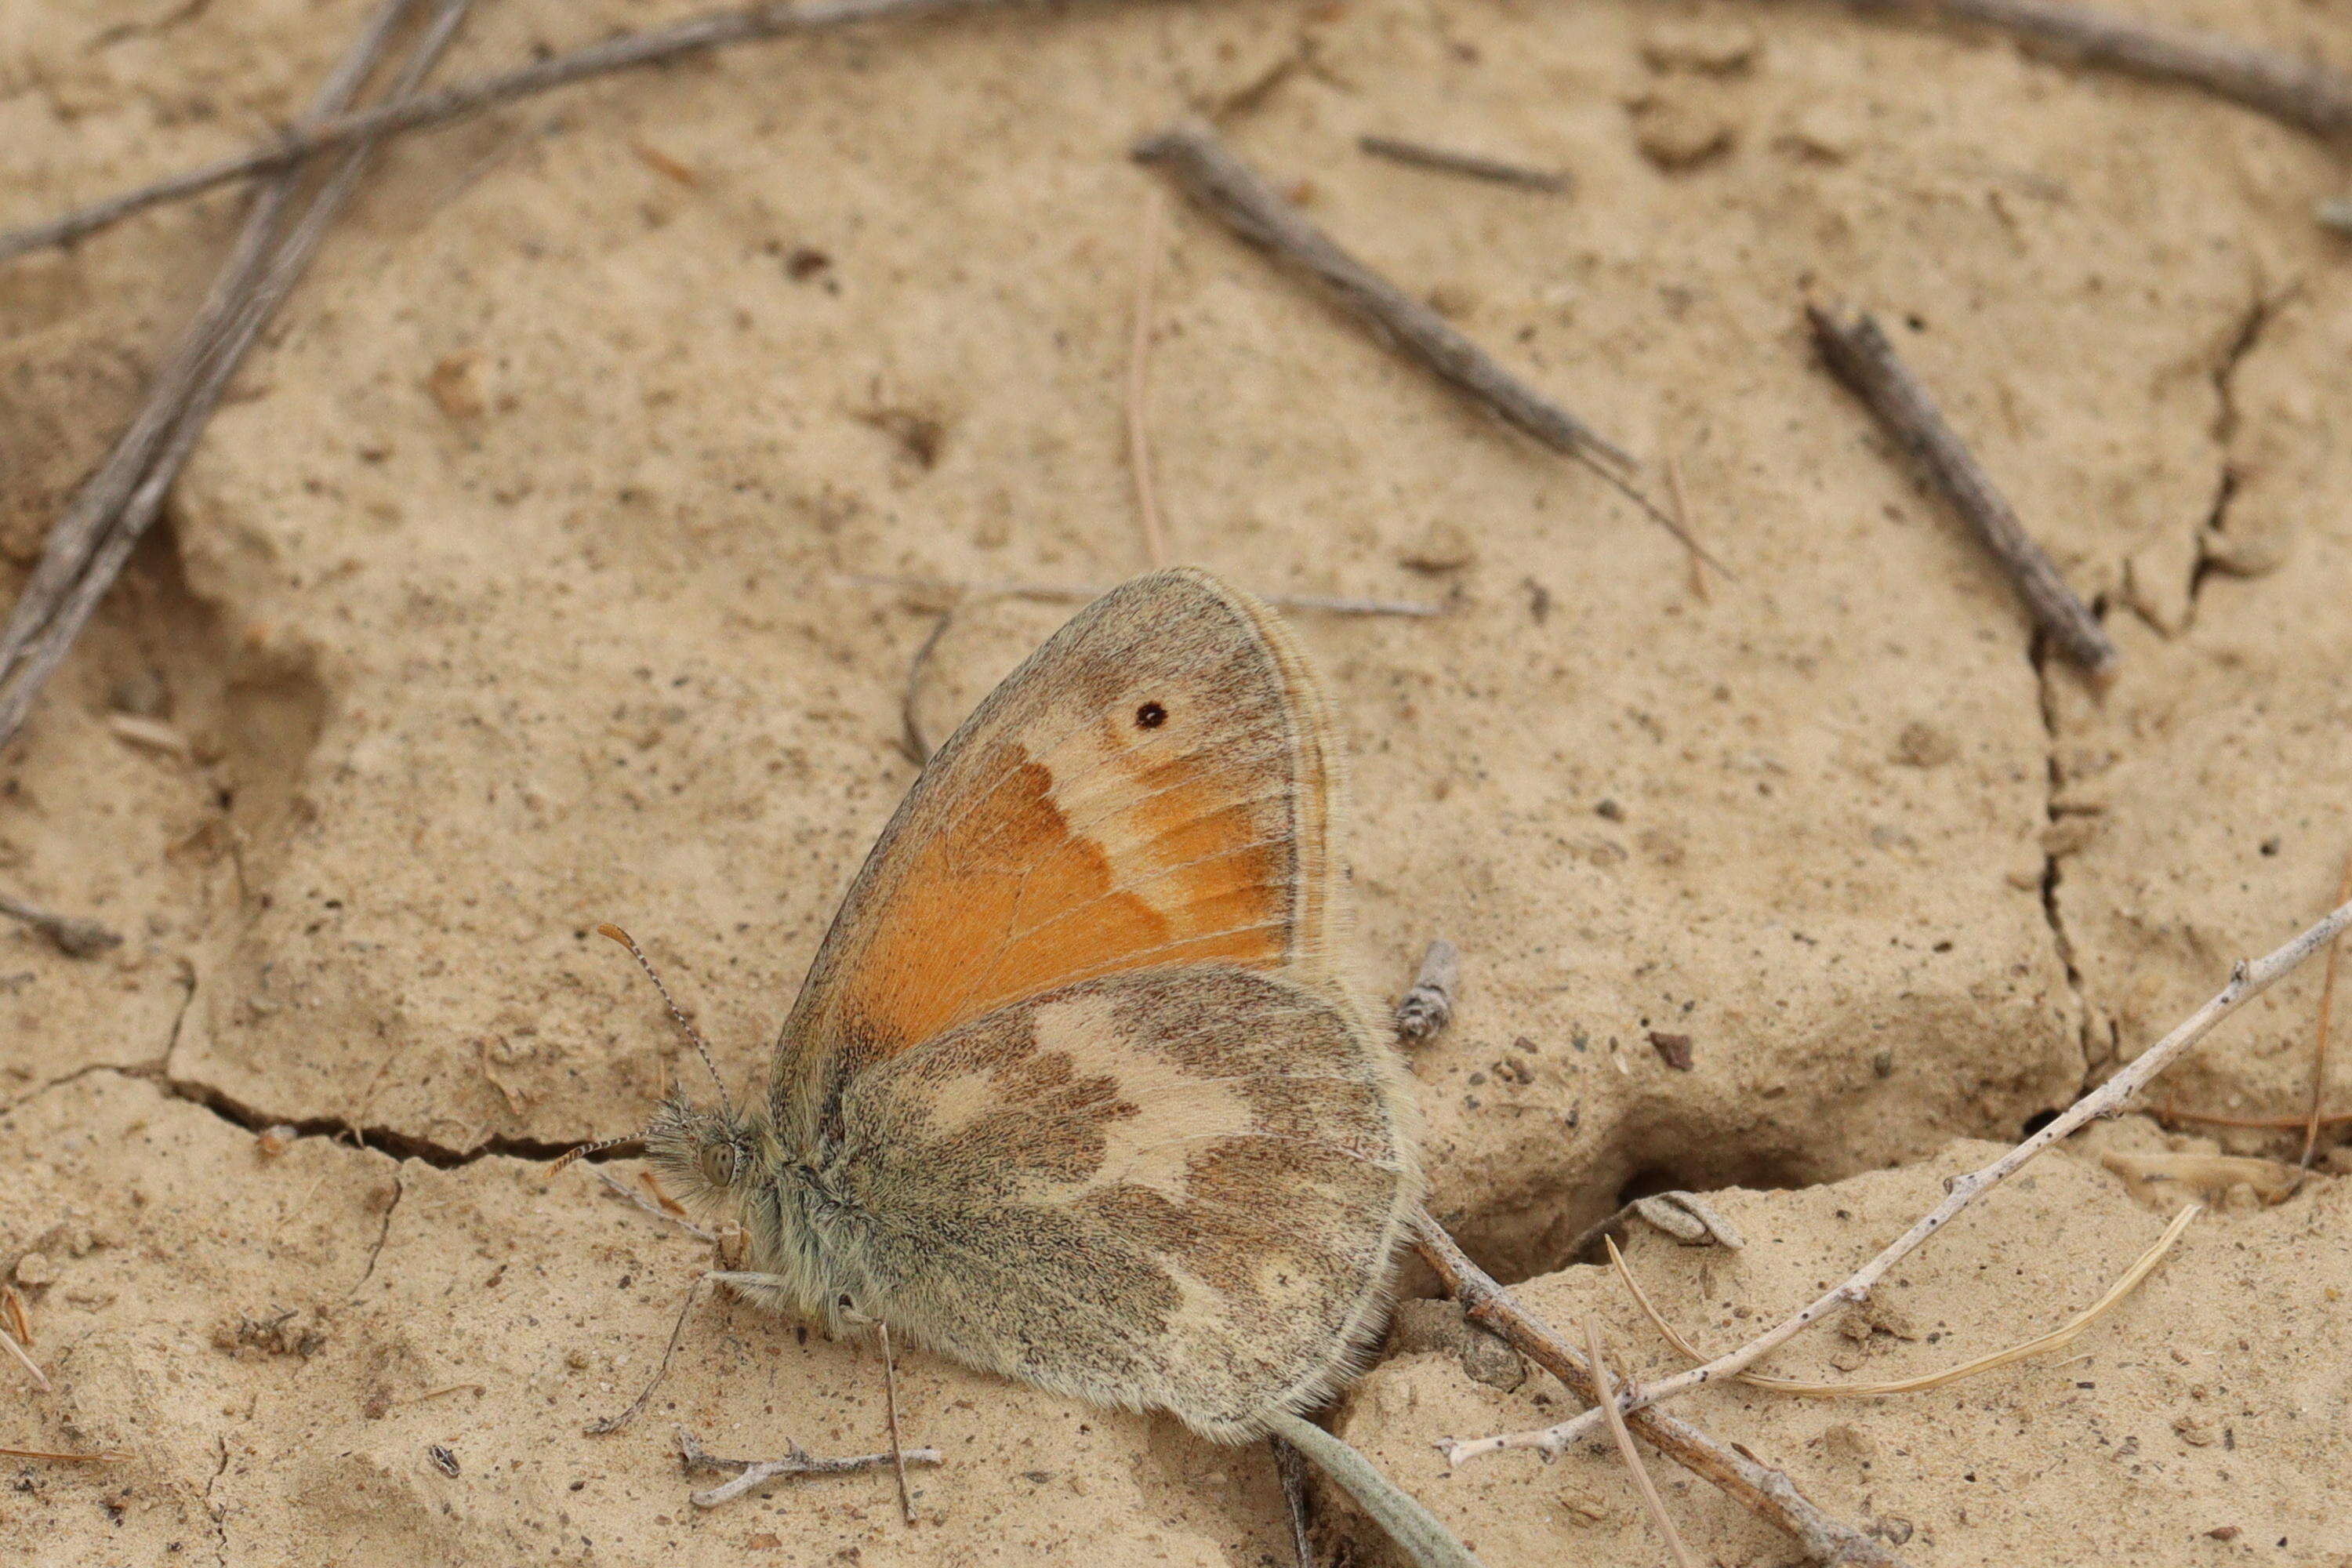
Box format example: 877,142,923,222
645,568,1421,1441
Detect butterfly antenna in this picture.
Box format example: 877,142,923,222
596,923,734,1120
550,1134,635,1175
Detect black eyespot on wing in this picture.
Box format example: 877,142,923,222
1135,700,1167,729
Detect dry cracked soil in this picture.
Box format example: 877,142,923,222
2,1,2349,1564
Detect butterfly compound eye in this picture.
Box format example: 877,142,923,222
1134,700,1168,730
700,1142,738,1188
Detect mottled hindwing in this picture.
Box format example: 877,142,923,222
817,965,1417,1439
768,568,1348,1145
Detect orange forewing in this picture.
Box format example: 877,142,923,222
768,570,1340,1136
844,747,1286,1051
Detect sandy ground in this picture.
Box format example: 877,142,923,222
2,0,2348,1563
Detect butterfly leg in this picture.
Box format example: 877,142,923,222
702,1270,800,1290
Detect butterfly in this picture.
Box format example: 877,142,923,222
614,568,1475,1566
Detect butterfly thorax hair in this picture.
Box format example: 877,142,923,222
642,1092,856,1331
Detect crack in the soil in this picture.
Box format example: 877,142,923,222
204,1430,230,1568
13,1058,610,1169
2,1057,166,1116
2188,286,2287,615
8,962,607,1165
350,1167,405,1298
156,1068,608,1167
2030,633,2096,1081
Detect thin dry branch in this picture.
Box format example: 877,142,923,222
0,1324,50,1392
1609,1203,2198,1396
878,1323,916,1524
0,0,417,725
13,0,2352,269
847,573,1445,618
1563,1192,1747,1263
1271,1435,1317,1567
1807,303,2117,679
1451,895,2352,1461
0,0,1045,266
1584,1319,1701,1568
1,1284,31,1347
1839,0,2352,140
677,1426,942,1508
0,0,477,752
2303,849,2352,1165
1127,187,1169,570
1356,135,1570,194
1392,939,1461,1043
1133,122,1727,575
584,1274,706,1436
896,611,954,767
0,1444,125,1463
2158,1104,2352,1131
1410,1210,1907,1567
0,890,122,958
589,1165,717,1241
0,0,415,661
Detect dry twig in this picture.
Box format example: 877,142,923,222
848,573,1444,618
0,0,415,739
1609,1203,2198,1396
0,891,122,959
590,1165,717,1241
2158,1104,2352,1131
1807,303,2116,679
1271,1435,1318,1567
0,1445,125,1463
2100,1149,2298,1206
1127,187,1170,569
2303,849,2352,1166
0,0,415,665
1838,0,2352,140
1,1284,31,1347
1563,1192,1747,1262
1356,136,1570,194
0,1324,50,1393
13,0,2352,270
677,1425,942,1508
1583,1319,1700,1568
878,1322,916,1524
585,1274,706,1436
1666,457,1710,603
897,611,954,767
1134,123,1726,575
1410,1210,1907,1566
0,0,1042,265
393,1381,487,1406
0,0,479,752
1450,894,2352,1461
1392,939,1460,1043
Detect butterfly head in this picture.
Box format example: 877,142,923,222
641,1092,758,1208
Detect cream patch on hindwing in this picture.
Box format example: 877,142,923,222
1025,990,1258,1202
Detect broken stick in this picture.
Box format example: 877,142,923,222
677,1426,942,1508
1133,122,1724,575
1452,891,2352,1460
1839,0,2352,140
1807,303,2118,679
1356,136,1570,194
1392,939,1461,1044
1411,1211,1907,1567
0,0,1034,266
0,890,122,959
0,0,479,753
